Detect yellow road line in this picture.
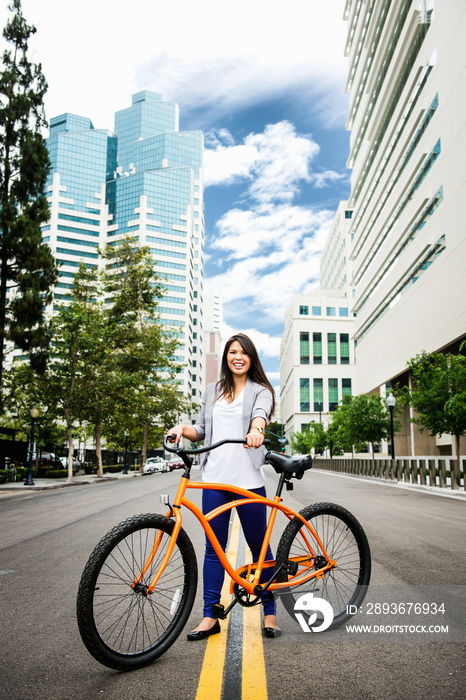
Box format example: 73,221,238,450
242,548,268,700
195,513,241,700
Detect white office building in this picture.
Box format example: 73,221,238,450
280,288,356,437
344,0,466,455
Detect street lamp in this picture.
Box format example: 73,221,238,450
123,431,129,474
386,392,396,460
25,407,39,486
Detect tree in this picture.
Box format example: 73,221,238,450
0,0,58,395
403,348,466,462
100,238,190,470
264,420,286,451
328,393,398,461
67,263,115,478
289,422,327,455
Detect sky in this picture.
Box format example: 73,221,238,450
1,0,352,389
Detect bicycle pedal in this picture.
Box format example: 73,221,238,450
212,603,227,619
285,560,299,576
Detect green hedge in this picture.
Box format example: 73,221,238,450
0,468,39,483
103,464,139,473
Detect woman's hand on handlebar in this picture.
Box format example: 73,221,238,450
167,424,198,443
244,430,264,450
167,425,184,443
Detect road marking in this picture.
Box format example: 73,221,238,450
195,513,241,700
242,566,267,699
195,511,269,700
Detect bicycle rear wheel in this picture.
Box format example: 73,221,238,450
275,502,371,629
77,513,197,670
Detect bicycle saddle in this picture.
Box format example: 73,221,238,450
265,451,313,479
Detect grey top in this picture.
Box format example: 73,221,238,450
193,376,273,469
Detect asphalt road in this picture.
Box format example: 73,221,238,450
1,467,465,700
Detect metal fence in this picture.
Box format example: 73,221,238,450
314,456,465,491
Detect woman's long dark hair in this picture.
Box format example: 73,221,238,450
216,333,275,416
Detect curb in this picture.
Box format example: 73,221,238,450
0,472,142,492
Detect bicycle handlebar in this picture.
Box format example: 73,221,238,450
163,435,270,455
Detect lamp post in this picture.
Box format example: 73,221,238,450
123,431,129,474
386,393,396,460
25,407,39,486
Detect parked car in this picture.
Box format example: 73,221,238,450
168,456,185,471
143,457,168,474
59,455,81,469
34,452,62,468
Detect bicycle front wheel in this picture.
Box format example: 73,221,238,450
77,513,197,670
276,503,371,629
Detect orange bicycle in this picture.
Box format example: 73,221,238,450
77,438,371,670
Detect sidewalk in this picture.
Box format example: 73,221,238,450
0,470,143,491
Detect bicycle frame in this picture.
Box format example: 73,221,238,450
133,471,336,598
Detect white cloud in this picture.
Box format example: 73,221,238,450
212,204,326,260
12,0,349,130
204,120,343,326
205,122,319,203
205,204,332,322
312,170,348,188
204,139,259,188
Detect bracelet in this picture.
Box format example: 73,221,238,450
251,426,264,434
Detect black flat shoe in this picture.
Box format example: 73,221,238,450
263,626,282,638
187,619,221,641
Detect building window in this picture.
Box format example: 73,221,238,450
313,379,323,413
339,307,349,317
300,332,310,364
340,333,350,365
342,378,352,397
326,307,336,317
299,305,309,315
328,333,337,365
328,378,338,411
345,210,353,219
313,333,322,365
312,306,321,316
300,378,310,411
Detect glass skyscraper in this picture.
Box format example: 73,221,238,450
42,91,205,401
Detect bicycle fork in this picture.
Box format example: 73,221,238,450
131,485,186,596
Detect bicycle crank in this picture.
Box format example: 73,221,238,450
233,569,263,607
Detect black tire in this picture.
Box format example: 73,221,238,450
76,513,197,670
276,503,371,629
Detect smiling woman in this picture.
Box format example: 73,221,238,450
167,332,282,639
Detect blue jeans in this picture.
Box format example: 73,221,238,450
202,486,276,618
